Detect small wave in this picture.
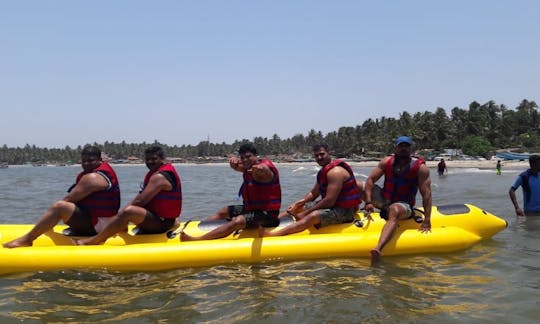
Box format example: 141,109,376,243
445,168,497,174
354,172,369,179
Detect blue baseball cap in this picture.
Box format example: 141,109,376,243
395,136,413,145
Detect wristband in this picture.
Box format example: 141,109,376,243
365,202,372,205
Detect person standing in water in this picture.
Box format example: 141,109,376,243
509,154,540,216
437,158,447,176
496,160,502,175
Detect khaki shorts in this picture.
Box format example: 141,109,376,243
380,202,413,220
316,206,356,228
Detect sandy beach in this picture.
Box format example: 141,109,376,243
426,159,528,170
61,158,527,171
276,159,530,170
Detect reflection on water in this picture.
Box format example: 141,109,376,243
0,164,539,322
0,251,511,322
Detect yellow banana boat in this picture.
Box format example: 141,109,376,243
0,204,507,275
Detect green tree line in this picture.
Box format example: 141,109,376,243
1,99,538,165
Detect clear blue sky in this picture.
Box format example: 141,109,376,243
1,1,538,148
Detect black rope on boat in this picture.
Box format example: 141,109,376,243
167,220,192,239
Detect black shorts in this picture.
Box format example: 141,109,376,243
135,210,176,234
65,206,97,236
227,205,279,229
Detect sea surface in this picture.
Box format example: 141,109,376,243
0,163,538,323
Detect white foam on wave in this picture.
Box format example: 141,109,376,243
443,168,495,174
291,165,320,177
354,172,369,179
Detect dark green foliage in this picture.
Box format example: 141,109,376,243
461,136,493,158
1,99,538,164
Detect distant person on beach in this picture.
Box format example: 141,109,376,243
496,160,502,175
3,146,121,248
364,136,432,264
75,145,182,245
509,154,540,216
437,158,447,176
259,143,362,237
180,143,281,241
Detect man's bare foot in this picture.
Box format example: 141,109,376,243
3,238,33,248
71,238,83,245
179,232,199,241
71,237,103,245
258,226,279,237
370,249,382,265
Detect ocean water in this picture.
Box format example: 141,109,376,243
0,163,538,323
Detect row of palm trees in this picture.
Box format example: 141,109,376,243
1,99,538,165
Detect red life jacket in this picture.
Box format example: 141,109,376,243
72,162,120,225
317,159,362,208
241,159,281,212
382,155,425,206
142,163,182,219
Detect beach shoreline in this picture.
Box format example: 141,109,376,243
424,159,527,170
5,159,529,170
273,159,529,170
